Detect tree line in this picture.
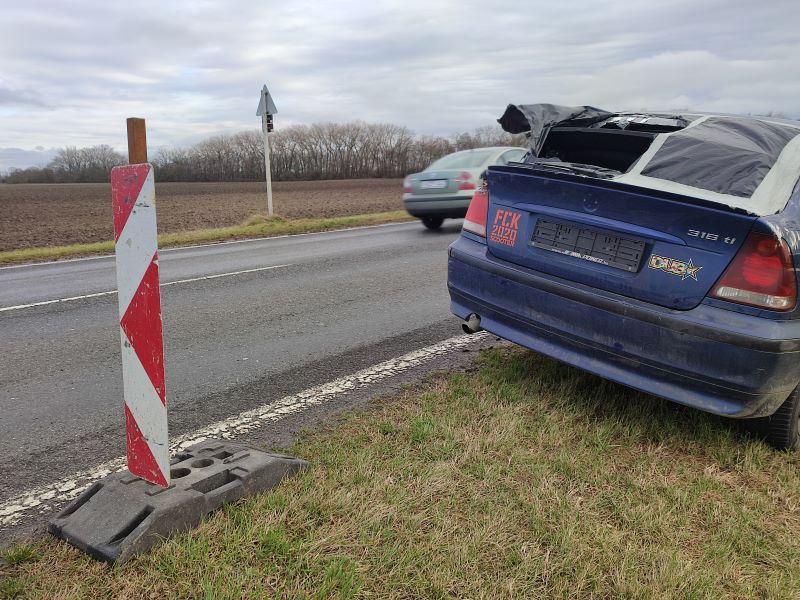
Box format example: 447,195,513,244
3,145,127,184
2,122,524,184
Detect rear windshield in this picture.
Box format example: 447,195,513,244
541,128,655,172
640,118,799,198
427,150,495,170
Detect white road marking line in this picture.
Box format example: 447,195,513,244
0,221,420,271
162,221,419,253
159,264,292,286
0,331,489,527
0,264,293,313
0,289,119,312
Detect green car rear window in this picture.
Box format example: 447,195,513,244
428,150,496,170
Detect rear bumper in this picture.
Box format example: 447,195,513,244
403,195,471,218
448,236,800,418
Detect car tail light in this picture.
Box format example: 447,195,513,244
403,176,412,193
710,232,797,311
455,171,476,191
463,180,488,237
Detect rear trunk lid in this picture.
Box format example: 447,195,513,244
411,169,478,196
485,166,758,310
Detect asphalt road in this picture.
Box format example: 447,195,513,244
0,221,469,500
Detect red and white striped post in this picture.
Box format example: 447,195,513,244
111,118,170,487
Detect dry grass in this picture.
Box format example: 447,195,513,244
0,211,413,266
2,347,799,599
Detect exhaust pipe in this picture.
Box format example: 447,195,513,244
462,313,482,334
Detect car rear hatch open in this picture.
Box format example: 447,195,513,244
483,104,800,311
484,167,758,310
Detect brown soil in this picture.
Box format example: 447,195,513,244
0,179,403,251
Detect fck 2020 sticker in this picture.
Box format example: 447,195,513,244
648,254,702,281
489,209,521,247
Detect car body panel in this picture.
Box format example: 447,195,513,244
409,169,479,196
403,196,472,218
449,234,800,418
484,167,757,310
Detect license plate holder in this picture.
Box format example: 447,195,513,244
531,219,645,272
419,180,447,189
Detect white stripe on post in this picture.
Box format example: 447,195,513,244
112,163,170,487
115,172,157,314
119,327,170,481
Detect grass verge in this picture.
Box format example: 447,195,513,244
2,347,799,599
0,211,413,266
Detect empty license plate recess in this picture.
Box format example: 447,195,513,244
532,219,645,272
419,180,447,189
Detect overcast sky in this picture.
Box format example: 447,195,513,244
1,0,798,170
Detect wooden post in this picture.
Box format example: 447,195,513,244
126,118,148,165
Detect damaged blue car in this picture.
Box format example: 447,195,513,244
448,104,800,449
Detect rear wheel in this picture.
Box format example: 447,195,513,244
746,386,800,450
421,217,444,230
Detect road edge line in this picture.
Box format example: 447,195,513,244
0,331,489,528
0,264,293,312
0,221,420,271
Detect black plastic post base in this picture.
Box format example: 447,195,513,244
48,440,309,563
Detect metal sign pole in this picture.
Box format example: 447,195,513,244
256,84,277,218
262,110,274,217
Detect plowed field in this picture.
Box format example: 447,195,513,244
0,179,403,251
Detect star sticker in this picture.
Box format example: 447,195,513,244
683,258,702,281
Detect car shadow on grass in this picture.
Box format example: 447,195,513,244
477,346,774,459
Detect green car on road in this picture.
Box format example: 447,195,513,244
403,146,527,229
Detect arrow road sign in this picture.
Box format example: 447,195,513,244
257,84,276,216
256,85,278,116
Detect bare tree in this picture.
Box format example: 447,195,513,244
6,122,525,183
43,145,125,182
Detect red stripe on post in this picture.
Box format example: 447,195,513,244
124,405,168,488
112,165,150,241
120,256,166,405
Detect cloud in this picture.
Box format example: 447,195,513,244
0,0,798,168
0,147,58,172
0,82,48,108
